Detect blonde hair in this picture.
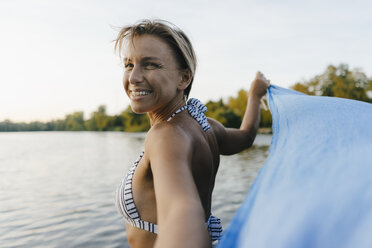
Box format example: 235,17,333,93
114,19,197,99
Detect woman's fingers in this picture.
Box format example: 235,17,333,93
256,71,269,84
254,71,271,92
256,71,264,79
257,72,268,82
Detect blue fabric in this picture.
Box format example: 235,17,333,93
218,85,372,248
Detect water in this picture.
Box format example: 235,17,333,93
0,132,271,247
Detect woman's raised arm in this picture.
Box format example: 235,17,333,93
211,71,270,155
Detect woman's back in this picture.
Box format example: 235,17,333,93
168,110,221,217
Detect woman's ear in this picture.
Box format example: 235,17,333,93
178,69,192,90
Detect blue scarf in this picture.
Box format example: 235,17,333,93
218,85,372,247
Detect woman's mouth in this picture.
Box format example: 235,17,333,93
129,90,153,100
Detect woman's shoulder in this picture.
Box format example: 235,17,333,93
207,117,226,142
145,121,192,152
147,120,187,137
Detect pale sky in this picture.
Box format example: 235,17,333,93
1,0,371,122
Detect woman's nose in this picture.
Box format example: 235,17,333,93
128,66,143,84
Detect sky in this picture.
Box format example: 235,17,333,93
1,0,371,122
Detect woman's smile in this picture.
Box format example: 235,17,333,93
129,88,154,100
123,34,185,114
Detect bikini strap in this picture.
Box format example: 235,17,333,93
167,98,210,132
186,98,210,132
207,214,223,242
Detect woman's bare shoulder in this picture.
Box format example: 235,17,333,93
146,121,189,139
207,117,226,143
145,122,192,154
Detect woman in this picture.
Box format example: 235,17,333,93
115,19,270,248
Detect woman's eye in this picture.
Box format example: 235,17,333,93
144,62,160,69
124,63,133,70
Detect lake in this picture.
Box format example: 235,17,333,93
0,132,271,248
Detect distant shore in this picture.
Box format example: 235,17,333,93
258,128,272,134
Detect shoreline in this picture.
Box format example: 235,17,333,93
257,127,272,134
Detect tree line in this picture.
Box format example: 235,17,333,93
0,105,150,132
1,64,371,132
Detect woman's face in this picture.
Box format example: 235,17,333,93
123,34,184,114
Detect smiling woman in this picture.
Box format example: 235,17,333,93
113,19,270,248
122,34,187,116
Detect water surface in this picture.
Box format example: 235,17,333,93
0,132,271,247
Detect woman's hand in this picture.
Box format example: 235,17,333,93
248,71,270,99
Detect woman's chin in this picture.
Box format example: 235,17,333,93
130,104,148,114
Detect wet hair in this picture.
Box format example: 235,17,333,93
114,19,197,100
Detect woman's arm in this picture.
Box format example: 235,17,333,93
145,123,211,248
213,71,270,155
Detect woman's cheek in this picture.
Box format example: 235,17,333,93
123,75,129,91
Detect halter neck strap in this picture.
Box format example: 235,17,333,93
167,98,211,132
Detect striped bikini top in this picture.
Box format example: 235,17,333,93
116,98,223,242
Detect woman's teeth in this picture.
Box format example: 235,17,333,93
131,91,151,96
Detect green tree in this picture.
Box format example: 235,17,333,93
53,119,66,131
28,121,47,131
0,120,15,131
205,99,241,128
85,105,110,131
226,89,272,128
260,108,272,128
227,89,248,118
65,112,86,131
106,115,126,131
205,99,225,120
121,106,150,132
291,64,372,102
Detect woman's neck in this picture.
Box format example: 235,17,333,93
147,95,186,126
